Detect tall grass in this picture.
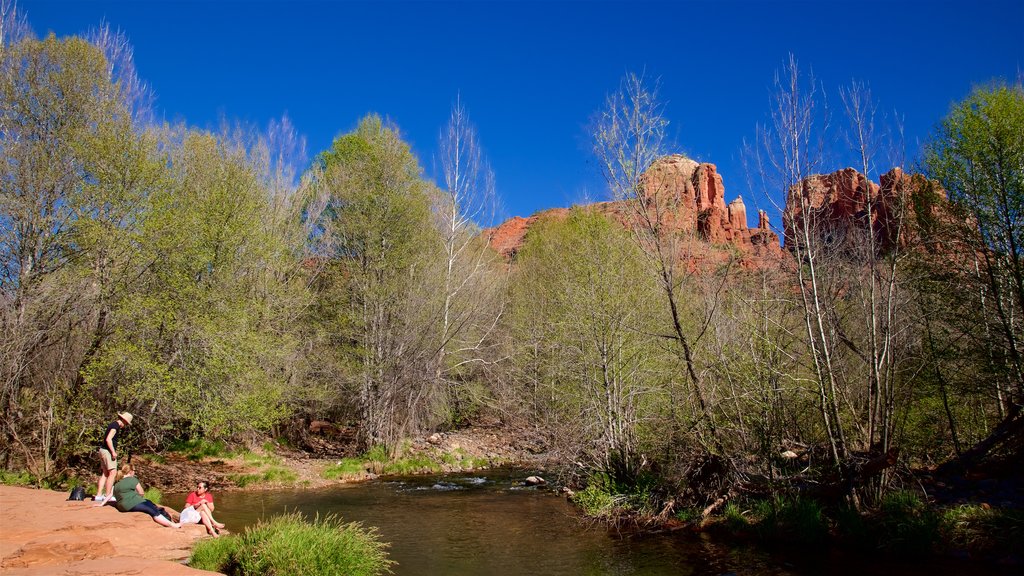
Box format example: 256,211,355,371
189,512,393,576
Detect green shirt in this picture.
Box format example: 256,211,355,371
112,476,145,512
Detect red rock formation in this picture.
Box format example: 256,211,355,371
486,155,783,262
784,167,948,252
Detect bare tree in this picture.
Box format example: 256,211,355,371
433,96,504,420
751,55,849,470
0,0,30,52
591,72,722,453
86,21,154,127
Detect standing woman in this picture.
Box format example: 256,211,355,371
180,481,226,536
94,412,132,505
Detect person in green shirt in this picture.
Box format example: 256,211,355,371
110,463,182,529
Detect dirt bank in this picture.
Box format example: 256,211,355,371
0,485,220,575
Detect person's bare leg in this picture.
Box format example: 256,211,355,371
199,509,219,536
93,468,115,506
152,514,181,529
199,502,224,529
102,468,115,498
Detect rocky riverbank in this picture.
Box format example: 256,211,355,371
0,485,221,575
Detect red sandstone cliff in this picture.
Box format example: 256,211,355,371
784,167,948,251
487,155,781,261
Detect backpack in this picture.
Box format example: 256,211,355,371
68,486,87,501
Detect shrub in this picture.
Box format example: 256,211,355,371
189,512,393,576
572,483,616,517
144,487,163,505
941,505,1024,556
751,496,828,545
0,470,32,486
169,439,230,461
322,458,367,480
875,490,940,555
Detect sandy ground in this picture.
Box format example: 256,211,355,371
0,485,221,575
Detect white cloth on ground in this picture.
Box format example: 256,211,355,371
179,505,201,524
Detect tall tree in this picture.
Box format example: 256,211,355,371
434,97,503,422
924,84,1024,467
317,115,442,451
591,72,722,453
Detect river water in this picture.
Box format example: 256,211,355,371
165,468,1007,575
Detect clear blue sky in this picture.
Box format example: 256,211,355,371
21,0,1024,227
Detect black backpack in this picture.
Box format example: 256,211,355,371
68,486,87,501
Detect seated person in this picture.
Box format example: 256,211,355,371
180,480,225,536
110,463,181,529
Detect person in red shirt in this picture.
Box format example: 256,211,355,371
180,480,225,536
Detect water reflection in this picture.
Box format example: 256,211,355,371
165,469,1008,576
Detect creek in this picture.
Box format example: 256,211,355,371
165,468,1005,575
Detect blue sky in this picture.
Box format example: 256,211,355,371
21,0,1024,227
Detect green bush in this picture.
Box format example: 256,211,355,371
322,458,367,480
169,439,230,461
189,512,393,576
0,470,32,486
144,487,163,505
941,505,1024,556
572,483,617,517
875,490,940,555
751,496,828,545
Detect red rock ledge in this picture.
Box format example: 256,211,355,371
0,485,220,575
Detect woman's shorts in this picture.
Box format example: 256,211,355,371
97,448,116,471
130,499,170,519
179,505,201,524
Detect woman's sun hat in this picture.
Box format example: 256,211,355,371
118,412,133,425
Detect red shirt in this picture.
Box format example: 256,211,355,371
186,491,214,507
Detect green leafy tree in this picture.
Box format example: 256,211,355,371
86,127,299,443
0,33,158,474
923,84,1024,465
510,209,667,472
316,115,443,451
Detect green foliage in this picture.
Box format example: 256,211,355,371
260,467,298,484
0,470,32,486
169,439,230,461
313,115,446,449
721,503,749,532
508,208,669,470
572,483,617,518
874,491,940,555
571,469,662,518
228,474,262,488
189,512,393,576
941,505,1024,556
749,496,828,545
322,459,368,480
188,534,241,572
144,487,163,505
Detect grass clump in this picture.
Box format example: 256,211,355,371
228,473,261,488
572,483,617,517
941,504,1024,557
169,439,230,461
750,496,828,545
322,458,369,480
0,470,32,486
874,490,940,555
261,466,297,483
189,512,393,576
143,486,163,505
